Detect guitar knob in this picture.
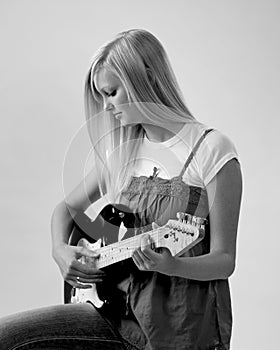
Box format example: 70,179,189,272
196,217,207,226
185,214,192,223
176,212,185,222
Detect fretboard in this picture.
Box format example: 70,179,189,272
89,220,201,269
94,227,168,269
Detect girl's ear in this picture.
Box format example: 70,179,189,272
146,67,156,86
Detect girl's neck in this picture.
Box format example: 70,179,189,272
142,122,186,143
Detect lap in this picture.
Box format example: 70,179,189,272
0,303,128,350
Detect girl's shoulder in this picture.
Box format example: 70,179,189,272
183,120,238,156
182,121,239,187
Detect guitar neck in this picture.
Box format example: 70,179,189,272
95,228,165,269
93,220,203,269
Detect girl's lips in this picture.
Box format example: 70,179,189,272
114,113,122,119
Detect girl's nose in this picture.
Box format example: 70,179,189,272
105,103,114,111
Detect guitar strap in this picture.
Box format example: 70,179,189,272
178,128,214,179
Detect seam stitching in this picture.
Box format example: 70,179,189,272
10,336,123,350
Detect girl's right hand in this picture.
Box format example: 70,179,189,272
52,244,106,289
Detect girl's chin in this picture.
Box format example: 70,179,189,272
119,118,139,127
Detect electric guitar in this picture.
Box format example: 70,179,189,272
64,203,207,308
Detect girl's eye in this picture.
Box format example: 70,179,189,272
105,90,116,97
109,90,116,97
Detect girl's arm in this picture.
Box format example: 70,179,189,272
51,167,101,252
51,168,105,288
132,158,243,280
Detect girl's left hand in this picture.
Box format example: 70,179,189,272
132,234,176,276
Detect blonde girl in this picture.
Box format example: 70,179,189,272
0,29,242,350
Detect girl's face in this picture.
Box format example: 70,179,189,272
94,68,143,126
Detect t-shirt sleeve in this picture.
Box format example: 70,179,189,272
195,129,239,186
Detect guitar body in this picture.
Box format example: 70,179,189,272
71,239,105,307
64,203,207,307
64,203,136,305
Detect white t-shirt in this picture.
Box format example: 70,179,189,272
85,121,238,220
132,121,239,188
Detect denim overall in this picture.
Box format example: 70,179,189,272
101,129,232,350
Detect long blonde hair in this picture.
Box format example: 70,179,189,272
84,29,195,202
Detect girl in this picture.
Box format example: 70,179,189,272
0,29,242,350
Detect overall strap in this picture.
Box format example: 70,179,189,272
178,128,214,179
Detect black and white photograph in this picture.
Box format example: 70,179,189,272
0,1,279,349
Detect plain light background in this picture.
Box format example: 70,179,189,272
0,0,279,349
